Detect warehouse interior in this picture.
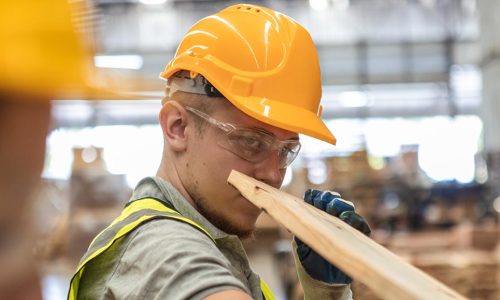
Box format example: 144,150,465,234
21,0,500,299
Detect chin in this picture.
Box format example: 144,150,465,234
234,224,256,239
191,191,261,238
230,213,259,238
238,195,261,216
222,204,262,237
243,209,261,225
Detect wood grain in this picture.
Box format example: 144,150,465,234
227,170,467,300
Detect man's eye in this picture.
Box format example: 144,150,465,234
238,136,262,150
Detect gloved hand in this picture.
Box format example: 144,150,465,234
295,189,371,284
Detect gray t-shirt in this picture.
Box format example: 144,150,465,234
77,176,264,300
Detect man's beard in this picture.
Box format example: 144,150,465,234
190,189,256,239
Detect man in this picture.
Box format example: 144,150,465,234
70,4,370,300
0,0,146,298
0,0,96,298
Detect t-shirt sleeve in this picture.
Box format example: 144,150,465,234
105,219,250,300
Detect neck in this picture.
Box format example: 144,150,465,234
156,156,196,208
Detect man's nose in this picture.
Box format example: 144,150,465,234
254,150,284,188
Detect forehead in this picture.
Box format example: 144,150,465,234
212,101,299,141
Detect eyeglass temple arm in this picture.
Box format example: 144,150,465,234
185,106,234,132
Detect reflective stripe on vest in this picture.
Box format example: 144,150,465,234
260,279,275,300
68,197,275,300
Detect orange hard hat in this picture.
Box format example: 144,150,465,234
160,4,336,145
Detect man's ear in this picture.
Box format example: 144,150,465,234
159,101,190,151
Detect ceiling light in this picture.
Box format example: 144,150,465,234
493,196,500,213
332,0,349,11
94,55,144,70
309,0,329,11
338,91,370,107
139,0,167,5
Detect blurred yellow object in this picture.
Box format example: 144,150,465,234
0,0,147,100
161,4,336,145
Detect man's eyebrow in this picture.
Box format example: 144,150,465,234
252,127,300,141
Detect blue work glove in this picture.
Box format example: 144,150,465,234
295,189,371,284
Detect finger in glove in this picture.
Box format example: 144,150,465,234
339,211,371,236
325,196,354,216
304,189,322,206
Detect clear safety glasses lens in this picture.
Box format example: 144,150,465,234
219,128,301,168
185,105,301,168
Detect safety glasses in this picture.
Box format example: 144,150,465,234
185,106,301,169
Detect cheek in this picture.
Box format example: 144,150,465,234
190,131,256,191
192,144,233,184
207,141,252,170
201,148,255,194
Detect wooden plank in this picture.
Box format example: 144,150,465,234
227,170,467,300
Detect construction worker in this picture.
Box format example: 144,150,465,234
69,4,370,300
0,0,143,298
0,0,93,298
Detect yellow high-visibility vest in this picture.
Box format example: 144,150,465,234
68,197,275,300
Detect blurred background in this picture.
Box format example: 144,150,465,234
28,0,499,299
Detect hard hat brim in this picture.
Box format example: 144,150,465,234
228,95,337,145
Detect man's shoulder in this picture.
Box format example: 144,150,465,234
126,217,218,251
80,214,247,300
